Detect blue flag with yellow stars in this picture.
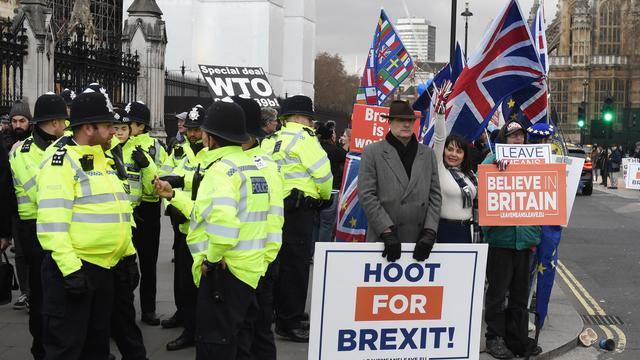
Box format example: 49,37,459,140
535,225,562,327
501,96,532,129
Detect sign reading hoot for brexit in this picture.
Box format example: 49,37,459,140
199,64,279,107
309,242,488,360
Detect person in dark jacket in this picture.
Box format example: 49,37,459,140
0,134,16,252
314,121,346,244
608,145,622,189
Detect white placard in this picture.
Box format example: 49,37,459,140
551,155,585,226
495,144,552,164
309,243,488,360
622,158,640,184
625,163,640,189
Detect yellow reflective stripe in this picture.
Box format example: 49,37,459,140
269,205,284,216
284,171,310,179
232,238,267,251
74,193,128,205
308,156,329,173
22,175,37,192
37,222,70,232
205,223,240,239
276,157,300,166
17,196,31,204
39,198,73,209
71,213,131,223
188,240,209,254
66,154,92,197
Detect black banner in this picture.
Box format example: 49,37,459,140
198,64,279,107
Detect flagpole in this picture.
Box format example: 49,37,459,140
450,0,458,63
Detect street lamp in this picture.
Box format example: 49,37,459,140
582,79,589,144
461,2,473,61
450,0,457,63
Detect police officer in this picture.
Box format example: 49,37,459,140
158,106,206,350
36,90,137,359
60,88,75,116
233,96,284,360
261,95,333,342
124,101,166,325
9,92,68,359
155,99,271,359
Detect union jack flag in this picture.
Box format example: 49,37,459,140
445,0,544,141
335,153,367,242
531,0,548,75
356,9,414,106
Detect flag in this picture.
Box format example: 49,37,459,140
535,225,562,327
530,0,548,75
445,0,544,141
335,153,367,242
451,42,465,84
356,9,415,106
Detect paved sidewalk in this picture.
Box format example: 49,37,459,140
0,216,583,359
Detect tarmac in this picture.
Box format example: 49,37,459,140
0,215,585,360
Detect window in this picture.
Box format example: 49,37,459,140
594,79,625,120
550,79,569,124
599,0,621,55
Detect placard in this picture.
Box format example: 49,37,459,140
198,64,279,107
477,163,567,226
622,158,640,184
551,155,584,225
309,242,488,360
625,163,640,189
495,144,552,164
350,104,421,153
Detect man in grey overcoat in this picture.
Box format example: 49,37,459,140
358,100,442,262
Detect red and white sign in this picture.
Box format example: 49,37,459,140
625,163,640,189
349,104,421,153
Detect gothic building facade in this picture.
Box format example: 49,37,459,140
547,0,640,144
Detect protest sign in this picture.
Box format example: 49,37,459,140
198,64,279,107
625,163,640,189
495,144,552,164
309,242,488,360
350,104,420,153
622,158,640,185
477,163,567,226
551,155,584,225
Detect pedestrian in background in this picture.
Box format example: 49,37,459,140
7,99,32,153
609,144,622,189
591,145,600,183
260,107,279,136
339,128,351,152
599,147,609,187
358,100,441,262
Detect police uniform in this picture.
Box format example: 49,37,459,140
260,95,332,341
36,91,136,359
124,101,167,324
175,100,271,359
9,93,68,360
233,96,284,360
160,106,206,350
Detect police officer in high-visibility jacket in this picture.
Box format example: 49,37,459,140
123,100,166,325
36,90,137,359
10,92,67,359
261,95,333,342
233,96,284,359
160,106,203,175
155,100,271,359
158,106,206,351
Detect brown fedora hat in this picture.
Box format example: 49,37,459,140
381,100,419,119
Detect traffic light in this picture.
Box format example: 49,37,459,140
577,101,586,128
602,97,614,123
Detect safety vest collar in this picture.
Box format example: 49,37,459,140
197,145,243,167
68,143,108,164
283,122,313,132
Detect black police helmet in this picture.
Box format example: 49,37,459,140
33,92,69,123
202,99,250,144
231,96,262,137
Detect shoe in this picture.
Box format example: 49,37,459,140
13,294,29,310
166,334,195,351
275,326,309,342
161,313,182,329
486,337,514,359
141,312,160,326
528,344,542,356
109,354,116,360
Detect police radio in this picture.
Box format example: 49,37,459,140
191,164,203,201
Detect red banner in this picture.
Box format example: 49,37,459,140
350,104,421,153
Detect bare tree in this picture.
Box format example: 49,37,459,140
314,52,359,114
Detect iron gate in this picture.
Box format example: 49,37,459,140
0,17,28,114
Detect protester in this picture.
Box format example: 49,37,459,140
608,144,622,189
1,114,11,152
261,107,279,136
1,114,9,132
0,134,14,254
339,127,351,152
315,120,346,243
471,131,490,172
591,145,600,183
482,119,542,359
598,147,609,187
8,99,32,150
433,111,477,243
166,111,187,151
358,100,441,262
633,142,640,159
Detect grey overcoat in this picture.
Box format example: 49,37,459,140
358,139,441,243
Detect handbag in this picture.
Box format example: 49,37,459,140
0,252,18,305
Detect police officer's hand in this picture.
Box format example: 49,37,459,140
63,268,90,295
413,229,436,262
0,238,11,253
132,146,150,168
154,177,174,199
159,175,185,189
123,255,140,290
380,230,401,262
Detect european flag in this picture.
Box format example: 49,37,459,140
535,225,562,327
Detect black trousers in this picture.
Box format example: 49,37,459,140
174,230,197,337
195,266,257,360
111,257,147,360
275,207,314,330
484,247,530,340
41,255,114,360
132,200,161,314
237,264,278,360
17,219,44,360
12,215,29,295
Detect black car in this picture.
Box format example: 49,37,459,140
567,145,593,195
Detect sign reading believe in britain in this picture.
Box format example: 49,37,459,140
199,64,279,107
309,243,488,360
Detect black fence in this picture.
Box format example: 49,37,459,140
0,17,28,114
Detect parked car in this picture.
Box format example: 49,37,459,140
567,145,593,195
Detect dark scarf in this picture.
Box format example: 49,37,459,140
385,132,418,178
190,141,204,154
33,125,57,150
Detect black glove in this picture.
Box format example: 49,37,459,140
381,231,401,262
122,255,140,290
166,204,188,224
413,229,436,262
158,175,185,189
63,268,90,295
132,146,150,168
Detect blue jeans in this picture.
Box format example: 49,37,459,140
317,195,338,243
